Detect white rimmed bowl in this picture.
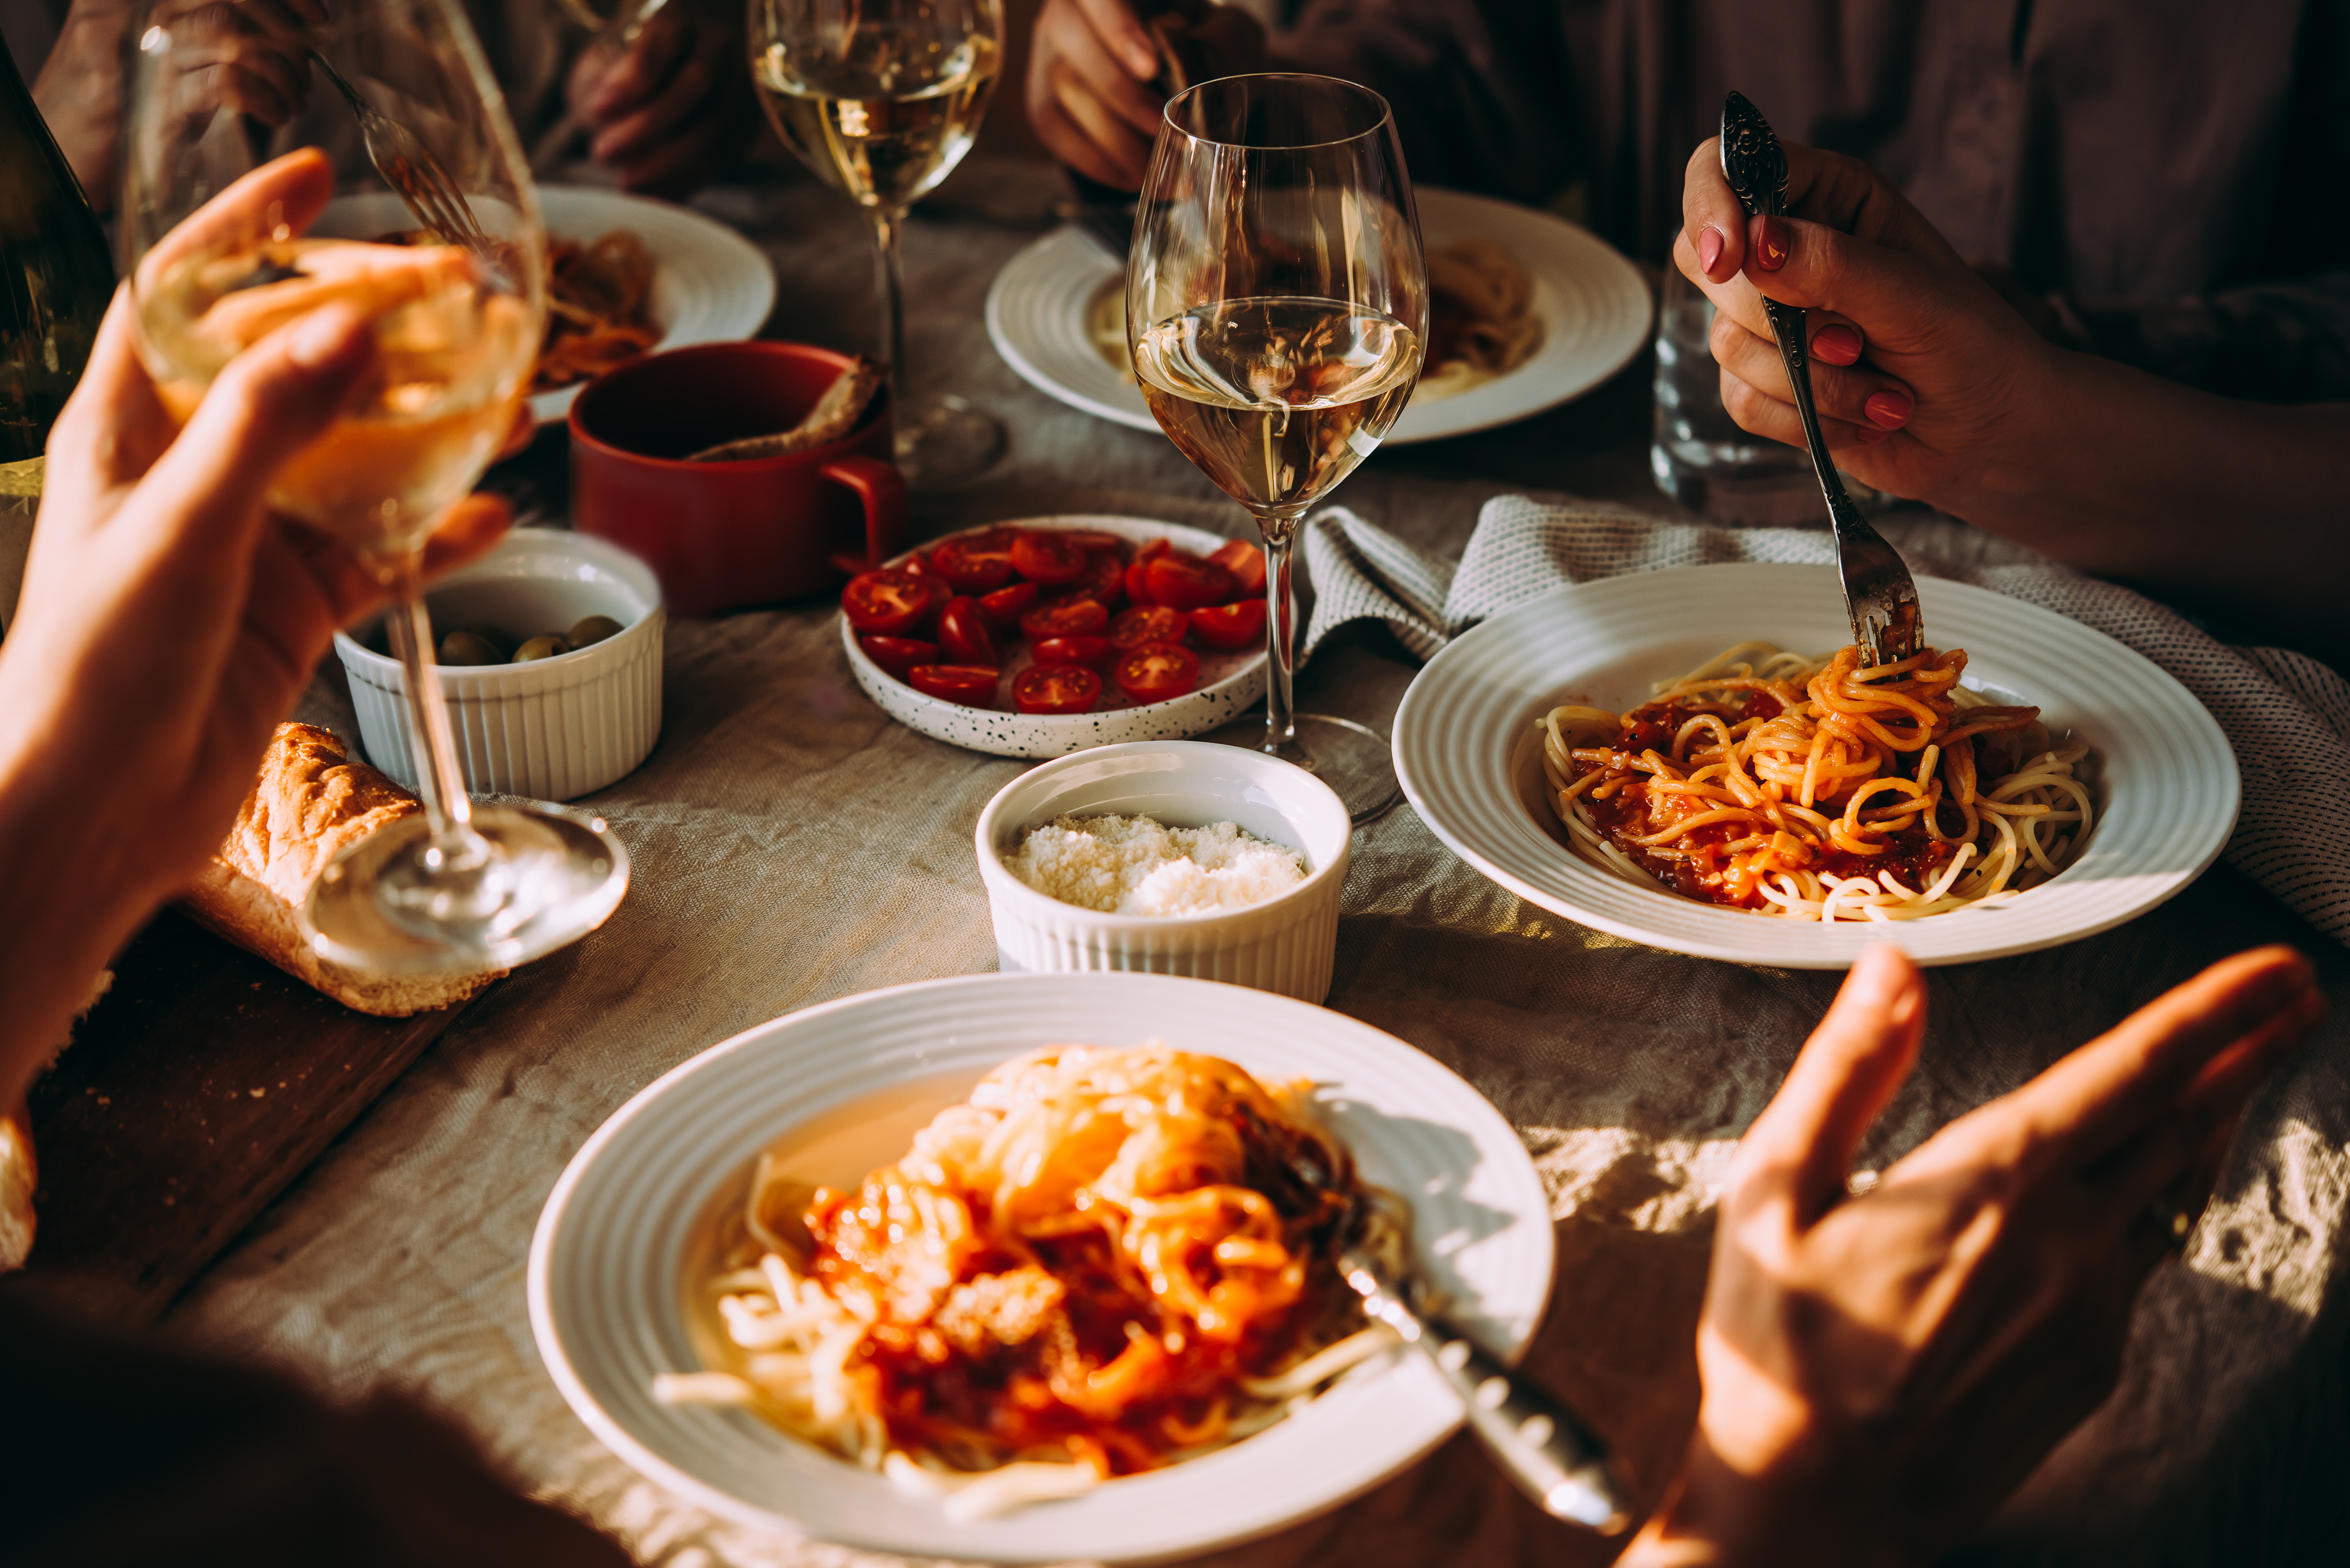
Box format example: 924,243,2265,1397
974,741,1350,1003
335,528,664,800
528,970,1554,1564
843,515,1268,758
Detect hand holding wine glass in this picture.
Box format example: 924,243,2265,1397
1128,74,1427,820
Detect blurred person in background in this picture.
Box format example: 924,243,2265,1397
1027,0,2350,403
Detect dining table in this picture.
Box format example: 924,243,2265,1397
72,150,2350,1566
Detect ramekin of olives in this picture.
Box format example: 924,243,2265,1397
436,615,628,667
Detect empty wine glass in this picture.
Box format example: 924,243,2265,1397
750,0,1005,488
120,0,630,973
1129,75,1427,822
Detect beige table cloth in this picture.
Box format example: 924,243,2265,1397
166,159,2350,1566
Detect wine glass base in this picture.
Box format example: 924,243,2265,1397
302,803,631,975
1200,711,1403,825
894,394,1005,489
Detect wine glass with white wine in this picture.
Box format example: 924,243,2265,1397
120,0,630,973
750,0,1004,487
1129,75,1428,822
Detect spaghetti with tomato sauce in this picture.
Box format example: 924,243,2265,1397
1540,642,2094,922
659,1045,1403,1518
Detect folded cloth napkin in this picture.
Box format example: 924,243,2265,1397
1302,494,2350,947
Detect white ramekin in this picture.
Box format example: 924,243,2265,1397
334,528,664,801
973,741,1352,1003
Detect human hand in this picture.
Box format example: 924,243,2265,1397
1625,944,2324,1567
1674,137,2066,510
566,0,754,198
1027,0,1165,189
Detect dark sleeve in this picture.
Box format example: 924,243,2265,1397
1266,0,1582,208
0,1293,632,1568
2050,274,2350,403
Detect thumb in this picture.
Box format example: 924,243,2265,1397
1739,945,1927,1221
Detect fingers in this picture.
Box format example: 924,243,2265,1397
1027,0,1160,188
419,494,514,581
1709,307,1916,434
590,48,713,164
1682,138,1745,285
585,12,687,120
140,146,336,282
1737,946,1928,1221
496,403,537,462
1073,0,1159,79
45,288,175,497
1029,93,1145,190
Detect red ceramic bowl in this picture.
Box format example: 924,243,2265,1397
569,341,907,616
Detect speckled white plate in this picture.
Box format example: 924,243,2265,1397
985,186,1652,444
1393,563,2240,969
529,970,1553,1564
841,514,1268,758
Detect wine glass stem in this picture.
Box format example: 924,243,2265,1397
1257,512,1302,752
868,204,908,424
382,585,488,863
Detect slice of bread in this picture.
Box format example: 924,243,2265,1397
179,723,506,1018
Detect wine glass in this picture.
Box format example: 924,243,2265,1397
120,0,630,973
1129,75,1427,822
750,0,1005,488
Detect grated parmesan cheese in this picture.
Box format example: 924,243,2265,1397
1006,813,1307,916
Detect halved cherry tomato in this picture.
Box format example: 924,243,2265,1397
1020,597,1110,640
1010,530,1089,586
842,569,943,635
1056,528,1131,555
976,580,1038,628
1208,539,1268,597
1145,553,1233,611
936,595,999,666
1109,604,1189,649
859,635,940,677
1013,664,1103,715
1188,598,1267,650
1068,547,1127,609
1125,538,1171,604
930,531,1017,593
1113,641,1201,702
907,664,1000,704
1032,633,1115,668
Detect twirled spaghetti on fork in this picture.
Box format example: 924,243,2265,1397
1540,642,2094,922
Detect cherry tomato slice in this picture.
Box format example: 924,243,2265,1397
1125,538,1171,605
842,569,942,635
1113,641,1201,702
936,595,1000,666
1020,596,1110,640
1031,633,1115,668
976,580,1038,628
1009,530,1090,586
1145,554,1235,611
859,635,940,677
1188,598,1267,650
930,531,1017,593
1208,539,1268,597
1070,547,1127,609
1013,663,1103,715
907,664,1001,704
1055,529,1131,555
1108,604,1189,649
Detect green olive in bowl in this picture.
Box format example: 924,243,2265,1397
438,630,504,666
513,635,571,663
568,614,625,648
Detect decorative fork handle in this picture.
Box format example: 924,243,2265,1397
1341,1249,1632,1534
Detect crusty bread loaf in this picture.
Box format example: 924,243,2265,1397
0,1099,33,1271
179,723,506,1017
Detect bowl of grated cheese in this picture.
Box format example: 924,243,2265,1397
974,741,1350,1003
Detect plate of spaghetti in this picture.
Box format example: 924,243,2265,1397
530,971,1551,1563
1392,563,2238,968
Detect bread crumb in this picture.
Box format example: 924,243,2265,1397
1005,814,1307,916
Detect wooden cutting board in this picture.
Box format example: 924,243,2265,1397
7,907,481,1327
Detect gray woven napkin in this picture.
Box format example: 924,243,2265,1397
1302,495,2350,946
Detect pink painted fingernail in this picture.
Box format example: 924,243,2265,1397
1814,324,1862,364
1755,216,1791,272
1865,390,1911,428
1698,226,1723,275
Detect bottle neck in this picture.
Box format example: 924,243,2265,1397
0,39,115,464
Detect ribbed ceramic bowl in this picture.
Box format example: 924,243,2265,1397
528,970,1553,1564
335,529,664,800
1393,562,2240,968
974,742,1351,1002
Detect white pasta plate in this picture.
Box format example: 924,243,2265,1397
985,186,1652,444
315,186,776,426
1392,563,2240,969
841,514,1268,758
530,971,1553,1563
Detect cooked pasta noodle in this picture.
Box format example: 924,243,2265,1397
665,1044,1403,1513
1539,641,2094,921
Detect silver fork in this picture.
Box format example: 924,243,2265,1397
309,49,497,258
1718,90,1922,667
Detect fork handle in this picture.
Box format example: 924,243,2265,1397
1758,297,1857,522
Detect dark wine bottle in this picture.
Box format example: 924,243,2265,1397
0,38,114,465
